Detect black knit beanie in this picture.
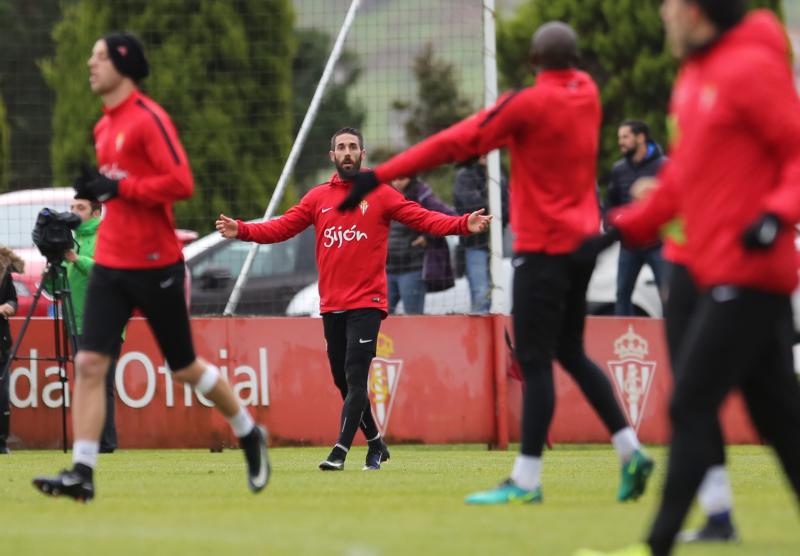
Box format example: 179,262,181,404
693,0,747,31
104,32,149,82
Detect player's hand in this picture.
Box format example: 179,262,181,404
411,236,427,248
573,228,621,264
73,163,99,200
86,172,119,202
631,177,659,201
337,170,379,211
467,208,492,233
742,212,781,250
216,214,239,238
0,303,15,318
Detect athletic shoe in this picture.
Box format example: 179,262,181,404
379,439,391,463
678,518,739,543
363,445,384,471
618,449,654,501
464,478,542,505
573,543,652,556
240,425,270,493
32,469,95,502
319,457,345,471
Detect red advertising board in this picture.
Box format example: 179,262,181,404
5,315,759,449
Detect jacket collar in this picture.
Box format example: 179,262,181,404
103,90,141,116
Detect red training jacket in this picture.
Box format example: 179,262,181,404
375,69,602,254
93,90,194,269
237,173,470,315
610,11,800,294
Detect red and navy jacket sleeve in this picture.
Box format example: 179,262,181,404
737,52,800,224
117,103,194,205
384,186,470,236
375,90,527,183
237,192,315,243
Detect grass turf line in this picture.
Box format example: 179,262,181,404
2,445,798,555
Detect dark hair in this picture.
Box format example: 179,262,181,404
620,119,650,140
330,127,364,151
690,0,746,31
73,193,102,214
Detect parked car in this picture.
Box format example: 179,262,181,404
286,239,663,317
183,223,317,315
0,187,196,317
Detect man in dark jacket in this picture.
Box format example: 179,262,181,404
453,156,509,313
0,246,23,454
386,176,457,314
606,120,666,315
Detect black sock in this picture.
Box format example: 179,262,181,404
73,463,94,481
329,445,347,462
367,435,383,452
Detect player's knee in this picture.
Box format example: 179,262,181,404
344,385,368,409
75,351,111,383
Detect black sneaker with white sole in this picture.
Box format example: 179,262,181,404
32,469,95,502
240,425,270,493
319,457,345,471
363,440,390,470
678,518,739,543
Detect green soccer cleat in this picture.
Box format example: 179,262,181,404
573,543,652,556
464,478,542,505
618,449,655,502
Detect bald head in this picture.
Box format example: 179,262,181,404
530,21,579,71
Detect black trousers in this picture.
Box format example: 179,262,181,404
99,338,122,452
513,253,628,457
0,353,9,443
648,287,800,556
322,308,382,451
662,262,725,470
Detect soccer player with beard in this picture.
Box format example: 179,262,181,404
216,127,492,470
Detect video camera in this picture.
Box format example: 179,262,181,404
32,208,81,263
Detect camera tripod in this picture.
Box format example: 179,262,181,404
1,260,78,453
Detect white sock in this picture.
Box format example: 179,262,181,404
73,440,99,469
227,408,255,438
611,427,641,462
510,454,542,491
698,465,734,516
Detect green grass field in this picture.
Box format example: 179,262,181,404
2,445,798,555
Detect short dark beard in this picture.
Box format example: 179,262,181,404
336,157,362,180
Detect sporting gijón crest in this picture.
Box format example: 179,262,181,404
607,325,656,432
367,332,403,436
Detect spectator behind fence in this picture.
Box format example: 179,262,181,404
386,176,457,314
0,246,23,454
453,155,509,313
606,120,666,315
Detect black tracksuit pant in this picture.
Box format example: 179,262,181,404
662,263,727,472
322,308,382,453
647,284,800,556
512,253,628,457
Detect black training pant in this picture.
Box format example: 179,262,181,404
512,253,628,457
322,308,382,450
662,262,725,470
648,287,800,556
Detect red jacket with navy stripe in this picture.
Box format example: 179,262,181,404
93,90,193,269
610,11,800,294
237,173,470,315
374,69,602,254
